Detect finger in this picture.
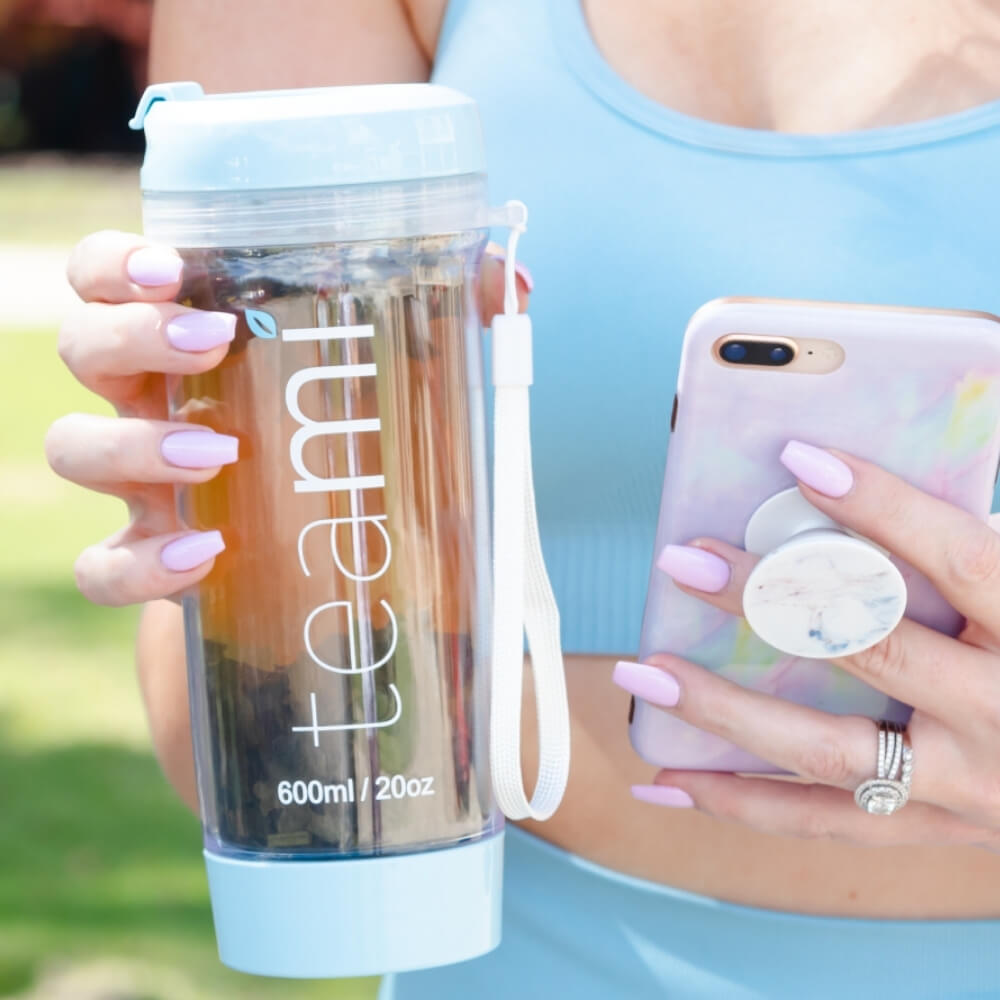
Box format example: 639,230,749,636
58,300,235,396
479,242,531,325
638,772,994,848
957,618,1000,655
829,617,999,722
659,504,1000,631
74,528,225,607
67,230,184,304
46,414,239,489
653,538,756,617
778,440,1000,627
618,654,989,810
618,655,879,789
653,537,1000,720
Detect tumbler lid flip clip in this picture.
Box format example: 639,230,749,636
129,81,205,129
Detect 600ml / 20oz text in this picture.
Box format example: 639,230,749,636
276,775,437,806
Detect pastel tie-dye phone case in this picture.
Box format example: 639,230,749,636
632,298,1000,772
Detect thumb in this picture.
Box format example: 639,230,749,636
478,241,533,326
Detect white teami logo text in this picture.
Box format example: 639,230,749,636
270,319,403,746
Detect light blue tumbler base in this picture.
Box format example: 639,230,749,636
204,833,504,979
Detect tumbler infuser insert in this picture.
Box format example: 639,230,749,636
130,82,570,979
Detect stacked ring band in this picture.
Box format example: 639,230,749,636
854,721,913,815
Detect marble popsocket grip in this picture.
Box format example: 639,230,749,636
742,489,907,659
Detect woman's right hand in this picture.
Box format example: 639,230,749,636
46,230,240,606
47,230,531,609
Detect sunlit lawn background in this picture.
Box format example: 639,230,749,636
0,160,376,999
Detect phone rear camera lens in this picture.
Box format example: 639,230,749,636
769,345,792,365
721,342,747,362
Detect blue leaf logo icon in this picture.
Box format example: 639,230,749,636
246,308,278,339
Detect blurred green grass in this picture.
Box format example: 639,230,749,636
0,158,143,244
0,166,377,999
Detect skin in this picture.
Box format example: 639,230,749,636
49,0,1000,919
627,456,1000,850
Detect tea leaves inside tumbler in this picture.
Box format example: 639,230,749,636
172,234,495,858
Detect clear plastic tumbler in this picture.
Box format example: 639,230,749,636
131,81,502,978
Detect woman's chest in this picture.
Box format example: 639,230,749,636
582,0,1000,131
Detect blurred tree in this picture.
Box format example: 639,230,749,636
0,0,151,153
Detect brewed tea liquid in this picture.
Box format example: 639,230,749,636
173,233,495,857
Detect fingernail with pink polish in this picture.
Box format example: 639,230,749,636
127,247,183,287
780,440,854,498
487,249,534,292
656,544,730,592
161,430,239,469
161,530,225,572
513,261,534,292
632,785,694,808
612,661,680,707
165,311,236,352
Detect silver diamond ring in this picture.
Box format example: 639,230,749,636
853,721,913,815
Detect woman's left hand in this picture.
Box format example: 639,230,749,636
613,441,1000,850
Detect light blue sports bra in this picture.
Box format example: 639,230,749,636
434,0,1000,655
382,3,1000,997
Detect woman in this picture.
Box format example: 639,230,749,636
47,1,1000,996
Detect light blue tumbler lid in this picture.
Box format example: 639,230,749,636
130,81,487,192
204,833,504,978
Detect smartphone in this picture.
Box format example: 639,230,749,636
631,298,1000,773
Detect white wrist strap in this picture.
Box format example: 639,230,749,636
489,202,571,822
